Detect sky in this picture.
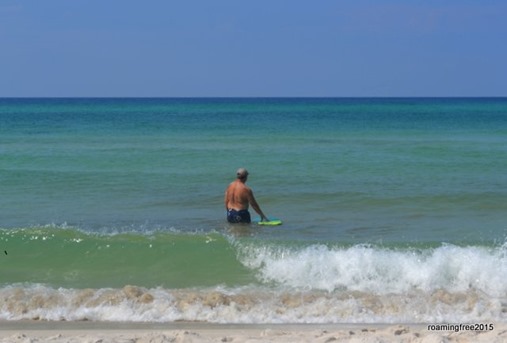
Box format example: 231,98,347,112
1,0,506,97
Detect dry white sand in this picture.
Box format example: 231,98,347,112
0,322,505,343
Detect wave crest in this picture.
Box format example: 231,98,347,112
237,242,507,296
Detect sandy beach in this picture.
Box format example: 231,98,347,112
0,322,505,343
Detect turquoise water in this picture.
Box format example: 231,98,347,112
0,98,506,323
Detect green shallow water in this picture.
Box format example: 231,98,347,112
0,227,255,288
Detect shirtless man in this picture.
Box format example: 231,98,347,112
225,168,268,223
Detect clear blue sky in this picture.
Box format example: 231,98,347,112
1,0,506,97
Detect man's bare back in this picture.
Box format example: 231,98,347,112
225,180,252,211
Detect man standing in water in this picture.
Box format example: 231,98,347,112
225,168,268,223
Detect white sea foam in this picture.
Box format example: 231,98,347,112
236,242,507,296
0,284,505,323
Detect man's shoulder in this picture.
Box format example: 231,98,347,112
235,182,251,193
243,185,253,194
227,180,248,190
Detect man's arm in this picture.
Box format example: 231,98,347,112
248,189,268,221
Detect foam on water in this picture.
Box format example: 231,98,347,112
236,241,507,296
0,284,505,323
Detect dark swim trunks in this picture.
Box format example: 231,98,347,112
227,209,251,223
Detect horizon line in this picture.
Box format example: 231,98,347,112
1,96,506,99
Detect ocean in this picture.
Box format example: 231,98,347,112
0,97,506,323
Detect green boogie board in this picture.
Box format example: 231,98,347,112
257,218,283,226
